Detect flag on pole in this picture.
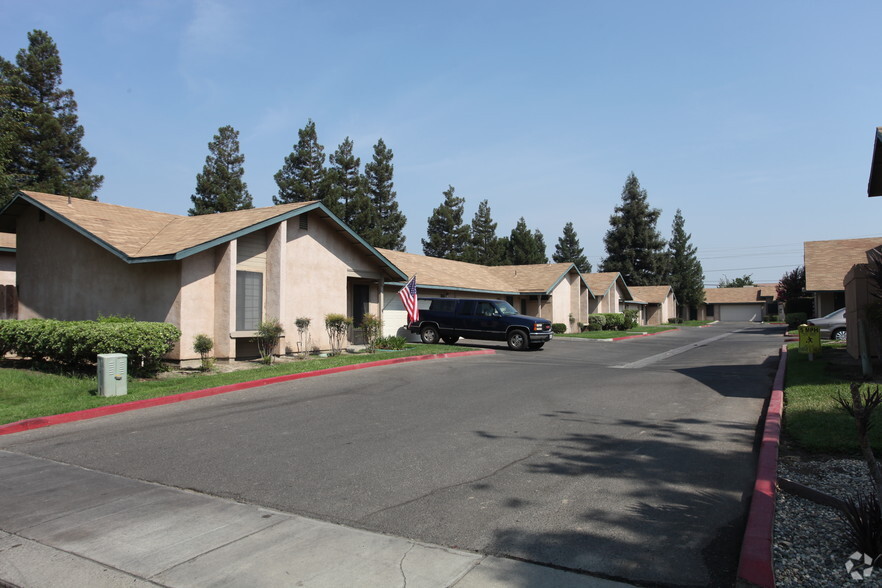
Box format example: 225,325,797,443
399,275,419,325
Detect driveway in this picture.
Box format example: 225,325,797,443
0,323,782,586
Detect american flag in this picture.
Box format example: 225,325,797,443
399,275,419,325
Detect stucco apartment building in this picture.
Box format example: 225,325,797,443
804,237,882,317
378,248,594,336
0,191,405,361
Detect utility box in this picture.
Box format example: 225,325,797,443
98,353,128,397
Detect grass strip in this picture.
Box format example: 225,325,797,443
782,342,879,453
0,344,472,425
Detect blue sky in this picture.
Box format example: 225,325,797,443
3,1,882,286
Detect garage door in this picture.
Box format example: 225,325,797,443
719,304,763,322
382,296,421,341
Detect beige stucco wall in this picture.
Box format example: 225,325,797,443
281,217,381,351
844,265,880,360
813,292,839,318
0,251,14,285
16,209,181,326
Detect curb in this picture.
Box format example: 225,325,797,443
0,349,495,437
737,344,786,588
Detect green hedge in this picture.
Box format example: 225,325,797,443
588,313,633,331
551,323,568,334
588,314,607,331
785,312,808,328
0,319,181,374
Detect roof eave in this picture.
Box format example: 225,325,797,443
869,127,882,197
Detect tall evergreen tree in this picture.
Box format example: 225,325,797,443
601,172,666,285
363,138,406,250
0,30,102,207
188,125,253,215
422,185,470,260
666,209,704,314
552,222,591,273
463,199,503,265
324,137,374,234
506,217,548,265
273,119,325,204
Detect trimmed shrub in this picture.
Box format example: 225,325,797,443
623,309,639,330
588,314,606,331
668,317,684,324
361,313,382,352
325,313,353,356
551,323,568,334
602,313,625,331
255,318,284,364
193,334,214,371
0,318,180,374
785,312,808,328
295,317,311,358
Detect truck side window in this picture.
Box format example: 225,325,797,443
477,302,495,316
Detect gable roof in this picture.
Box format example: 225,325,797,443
0,191,406,279
0,232,13,252
583,272,634,301
628,285,674,305
804,237,882,292
703,286,766,304
377,248,592,296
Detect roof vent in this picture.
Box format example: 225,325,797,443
299,213,308,230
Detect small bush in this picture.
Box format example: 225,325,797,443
325,313,353,356
840,492,882,563
668,317,684,324
623,309,639,330
551,323,567,334
375,335,407,350
361,313,382,352
785,312,808,328
193,334,214,371
588,314,606,331
763,314,780,323
255,318,284,364
295,317,311,358
97,313,136,323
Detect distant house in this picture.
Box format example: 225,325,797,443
583,272,633,315
0,191,406,361
805,237,882,317
628,285,678,325
377,248,594,335
699,286,775,322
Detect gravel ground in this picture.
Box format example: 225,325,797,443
775,456,882,587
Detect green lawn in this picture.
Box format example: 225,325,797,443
559,325,677,339
0,344,470,426
782,342,879,453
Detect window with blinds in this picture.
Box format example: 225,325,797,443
236,271,263,331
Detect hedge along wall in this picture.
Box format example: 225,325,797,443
0,319,181,374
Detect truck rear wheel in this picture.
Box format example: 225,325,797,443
420,325,440,344
507,329,528,351
442,336,460,345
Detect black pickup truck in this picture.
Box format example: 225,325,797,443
410,298,553,350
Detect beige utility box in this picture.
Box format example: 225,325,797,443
97,353,127,397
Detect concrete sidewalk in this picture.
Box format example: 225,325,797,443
0,451,630,588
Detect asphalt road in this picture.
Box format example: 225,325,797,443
0,323,784,587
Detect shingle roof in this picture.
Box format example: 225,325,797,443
377,248,588,295
703,287,765,304
582,272,619,295
0,232,14,250
17,191,312,259
628,285,673,304
804,237,882,292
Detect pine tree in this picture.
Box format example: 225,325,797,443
463,199,503,265
422,185,470,260
188,125,253,215
552,222,591,273
0,30,102,207
324,137,374,234
363,138,406,250
666,209,704,314
601,172,666,285
273,119,325,204
506,217,548,265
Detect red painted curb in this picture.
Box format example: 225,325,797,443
0,349,496,437
737,344,786,588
